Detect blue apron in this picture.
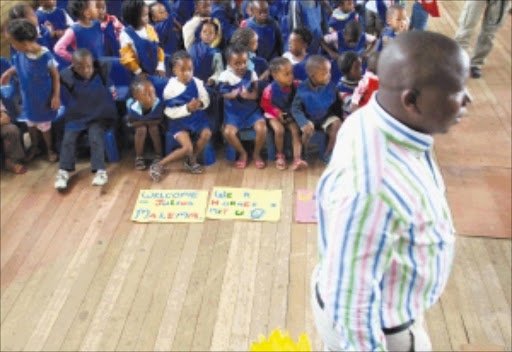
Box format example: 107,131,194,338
376,26,396,52
269,81,296,115
103,21,120,57
189,41,219,83
297,80,337,123
337,31,366,55
165,79,209,133
124,26,160,74
154,15,178,56
328,11,358,32
72,21,105,59
246,18,281,61
299,0,323,54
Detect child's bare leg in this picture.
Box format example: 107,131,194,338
223,124,247,161
134,125,147,157
269,119,285,154
158,131,193,167
287,122,303,160
27,126,40,160
192,128,212,159
42,129,57,161
326,119,342,155
252,119,267,162
147,124,163,157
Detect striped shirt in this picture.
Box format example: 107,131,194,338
315,94,455,351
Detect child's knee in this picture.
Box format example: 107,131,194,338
223,125,237,138
135,125,148,137
254,120,267,134
147,125,160,135
201,128,212,140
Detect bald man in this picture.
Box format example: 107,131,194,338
312,31,472,351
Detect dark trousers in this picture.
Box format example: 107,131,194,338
59,122,105,172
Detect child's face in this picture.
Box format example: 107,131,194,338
340,0,354,13
343,31,360,48
273,62,294,88
289,33,306,56
310,60,331,86
40,0,56,10
253,1,270,25
173,58,194,84
388,8,408,33
96,0,107,21
83,0,99,20
249,33,259,53
140,5,150,28
228,52,249,77
72,55,94,80
196,0,212,17
348,58,362,80
134,82,157,110
151,3,168,23
200,23,216,45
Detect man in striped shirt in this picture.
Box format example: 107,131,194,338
312,31,472,351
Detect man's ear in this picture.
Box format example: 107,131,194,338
401,89,420,116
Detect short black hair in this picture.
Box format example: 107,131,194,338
225,43,249,62
337,51,359,75
6,19,38,42
305,55,328,77
8,3,33,20
230,27,256,49
130,76,152,97
171,50,192,68
68,0,93,19
291,27,313,46
344,20,362,43
269,57,291,75
72,48,93,61
122,0,147,28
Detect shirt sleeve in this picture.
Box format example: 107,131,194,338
119,30,142,74
53,27,76,62
183,16,202,50
260,84,281,119
163,81,190,119
146,25,165,70
351,76,369,106
291,91,310,128
365,33,377,44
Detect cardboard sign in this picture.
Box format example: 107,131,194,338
296,189,317,223
131,190,208,223
207,187,282,222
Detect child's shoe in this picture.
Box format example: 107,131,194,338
184,157,204,174
276,154,287,170
54,169,69,190
292,158,308,171
135,156,146,171
92,169,108,186
149,162,164,182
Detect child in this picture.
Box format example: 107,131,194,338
219,44,267,169
336,51,362,117
230,27,269,81
54,49,117,190
149,51,212,181
211,0,237,46
1,100,27,174
376,4,408,52
148,1,179,58
283,27,312,81
323,20,377,57
261,57,307,171
351,51,379,110
119,0,166,78
189,19,224,86
36,0,74,45
126,77,164,170
54,0,105,62
1,19,60,162
96,0,124,57
182,0,217,51
291,55,342,162
328,0,358,32
245,0,283,61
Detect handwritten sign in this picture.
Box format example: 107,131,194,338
131,190,208,223
296,189,317,223
206,187,282,222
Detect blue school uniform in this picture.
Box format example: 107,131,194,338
72,21,105,59
376,26,397,52
126,98,164,127
153,15,178,57
337,32,366,55
106,0,123,20
174,0,195,25
292,55,310,82
12,50,58,123
293,0,325,54
103,21,120,57
165,79,210,136
328,11,358,32
36,7,69,32
246,18,283,61
219,70,264,130
189,41,220,83
292,78,339,128
249,53,269,78
211,3,236,46
268,81,297,115
337,76,358,116
124,26,160,74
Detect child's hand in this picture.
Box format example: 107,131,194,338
301,122,315,137
111,87,118,100
207,78,216,86
51,95,61,110
156,70,166,78
240,86,256,100
44,21,54,35
187,99,202,112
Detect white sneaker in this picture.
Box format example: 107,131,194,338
54,169,69,190
92,169,108,186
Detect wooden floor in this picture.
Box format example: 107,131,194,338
1,1,511,351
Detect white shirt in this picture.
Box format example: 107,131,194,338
163,77,210,119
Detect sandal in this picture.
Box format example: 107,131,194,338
135,156,146,171
254,159,266,169
149,162,164,182
184,158,204,174
235,158,248,169
4,159,27,175
276,153,287,170
292,158,308,171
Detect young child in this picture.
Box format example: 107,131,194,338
35,0,74,46
291,55,342,163
245,0,283,62
119,0,166,78
336,51,362,117
148,1,179,58
260,57,307,171
182,0,218,51
351,51,379,110
211,0,237,46
189,19,224,86
376,4,408,52
230,27,269,81
150,51,212,181
1,19,60,162
126,77,164,170
219,44,267,169
96,0,124,57
323,20,377,57
54,49,117,190
283,27,312,81
328,0,359,32
1,100,27,174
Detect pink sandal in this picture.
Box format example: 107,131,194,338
276,153,287,170
293,158,308,171
235,159,248,169
255,160,266,169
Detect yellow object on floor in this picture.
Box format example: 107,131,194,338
250,329,311,351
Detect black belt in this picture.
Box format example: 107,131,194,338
315,283,414,335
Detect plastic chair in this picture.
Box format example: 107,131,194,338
165,129,216,166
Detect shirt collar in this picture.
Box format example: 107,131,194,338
129,97,161,115
370,93,434,152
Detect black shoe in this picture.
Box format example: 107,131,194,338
470,66,482,79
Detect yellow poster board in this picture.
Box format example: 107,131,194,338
206,187,282,222
131,190,208,223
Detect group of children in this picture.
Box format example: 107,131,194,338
0,0,429,187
